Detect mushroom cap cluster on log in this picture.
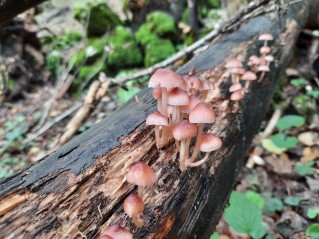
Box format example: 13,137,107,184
1,0,319,238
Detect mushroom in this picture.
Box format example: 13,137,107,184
123,193,144,228
126,162,156,199
201,80,215,99
146,111,168,149
152,87,162,112
257,65,270,82
180,94,202,119
100,225,133,239
258,33,273,47
167,87,189,125
242,71,257,92
260,46,271,56
172,120,197,170
186,134,222,167
148,68,183,117
230,89,244,113
229,83,242,93
188,103,215,163
98,235,113,239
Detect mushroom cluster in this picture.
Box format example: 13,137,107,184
225,32,274,112
98,32,274,238
146,67,222,170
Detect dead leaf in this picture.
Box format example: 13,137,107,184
301,146,319,163
306,176,319,192
298,132,319,146
265,153,293,174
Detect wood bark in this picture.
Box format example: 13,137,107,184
0,0,47,25
1,1,319,238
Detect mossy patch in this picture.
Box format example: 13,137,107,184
106,26,143,69
74,2,122,37
144,39,175,67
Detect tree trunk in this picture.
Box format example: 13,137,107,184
0,1,318,238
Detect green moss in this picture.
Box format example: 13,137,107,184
144,39,175,67
135,24,159,46
46,51,63,77
136,11,176,43
146,11,176,35
74,2,122,37
106,26,143,69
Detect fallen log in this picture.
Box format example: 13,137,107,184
1,1,318,238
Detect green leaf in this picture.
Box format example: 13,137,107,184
306,224,319,239
284,196,302,206
290,78,306,87
261,138,286,154
245,191,265,209
266,197,283,214
271,133,298,149
250,224,267,239
210,233,220,239
294,161,315,176
224,192,263,235
307,90,319,99
307,208,319,219
117,87,140,104
276,115,305,130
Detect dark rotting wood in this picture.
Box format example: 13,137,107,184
1,1,319,238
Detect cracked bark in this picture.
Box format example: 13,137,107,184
0,1,319,238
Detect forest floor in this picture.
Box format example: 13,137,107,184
0,2,318,239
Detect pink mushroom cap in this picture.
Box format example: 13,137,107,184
126,162,155,188
101,225,133,239
189,103,215,124
200,134,222,152
148,68,182,89
172,120,197,141
146,111,168,126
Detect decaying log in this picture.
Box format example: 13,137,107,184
0,0,47,26
1,1,319,238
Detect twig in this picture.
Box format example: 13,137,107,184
259,108,282,138
26,102,82,142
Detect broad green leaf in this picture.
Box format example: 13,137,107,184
284,196,302,206
294,161,315,176
276,115,305,130
250,224,267,239
224,192,263,235
245,191,265,209
271,133,298,149
307,90,319,98
265,197,283,214
261,138,286,154
307,208,319,219
306,224,319,239
210,233,220,239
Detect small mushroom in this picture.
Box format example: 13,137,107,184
188,103,215,163
258,33,274,47
146,111,168,149
242,71,257,92
126,162,156,199
123,193,144,228
172,120,197,170
230,89,245,113
100,225,133,239
186,134,222,167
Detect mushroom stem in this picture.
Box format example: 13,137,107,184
179,139,187,170
232,101,239,113
187,152,210,167
132,213,143,228
161,87,168,117
158,100,162,112
258,71,266,82
155,125,160,148
189,123,204,163
137,186,144,199
244,81,251,92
